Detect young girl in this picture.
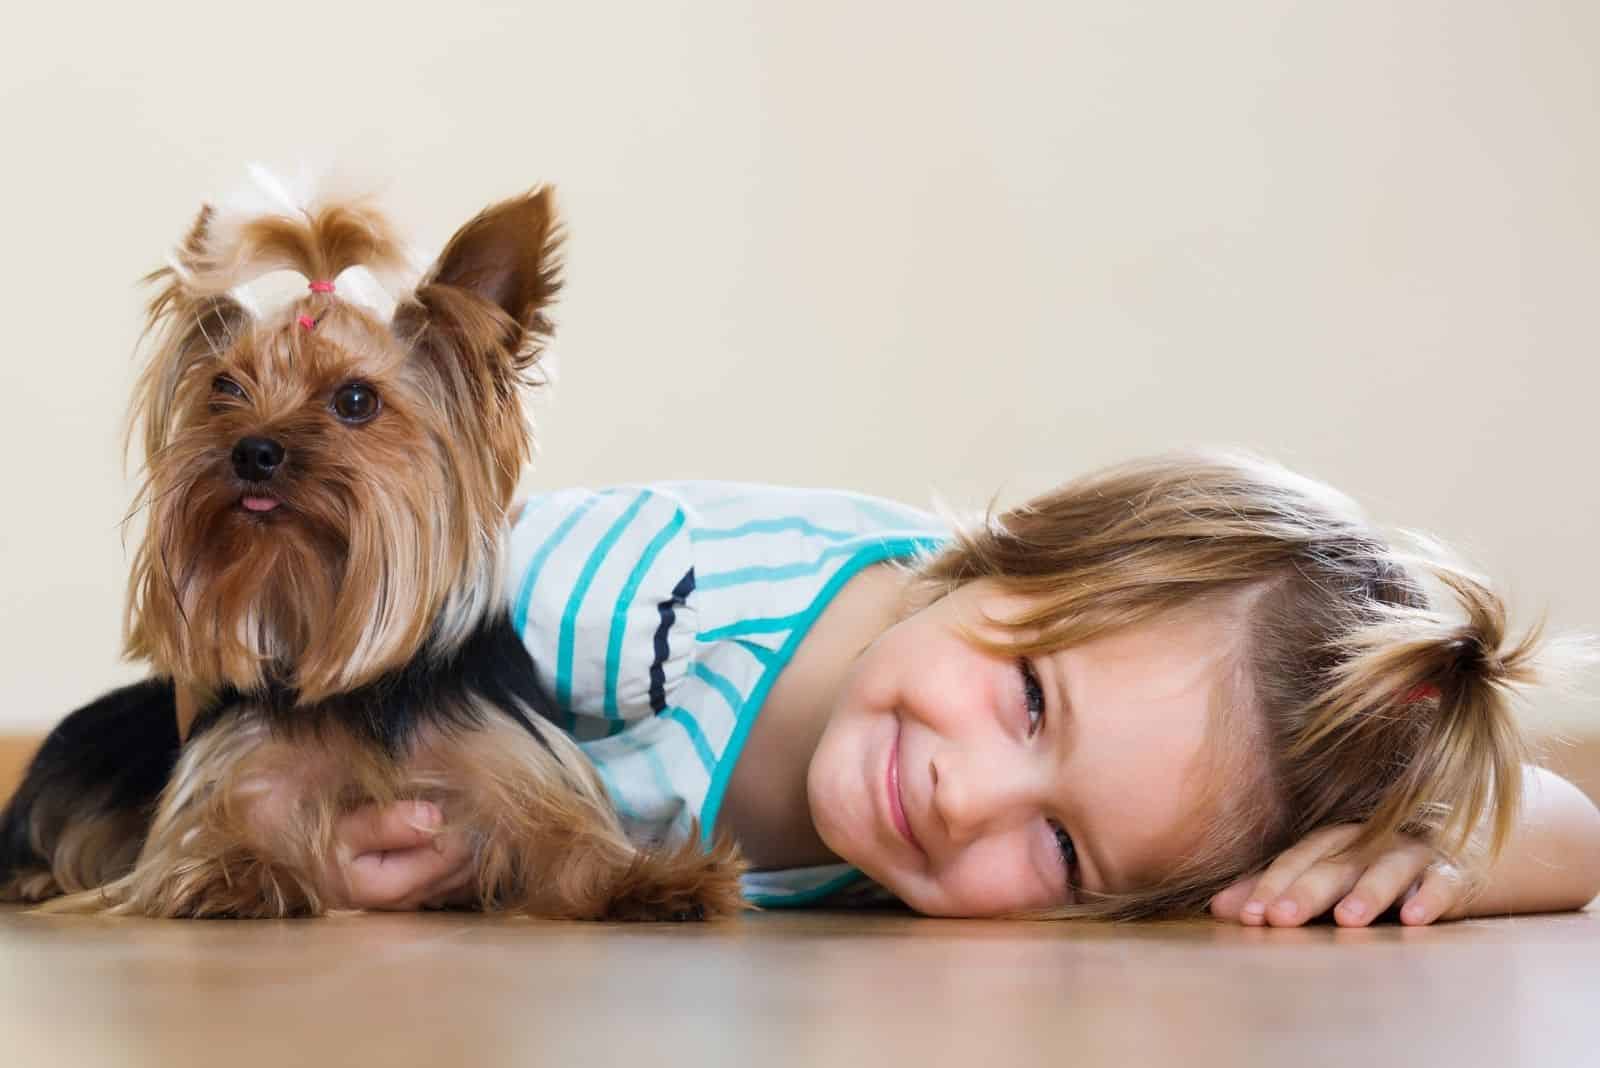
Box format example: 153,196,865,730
320,452,1600,924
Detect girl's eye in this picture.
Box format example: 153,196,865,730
1049,820,1078,883
1018,657,1046,736
332,382,381,424
212,375,246,400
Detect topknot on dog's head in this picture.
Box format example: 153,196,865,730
163,164,415,302
134,166,423,465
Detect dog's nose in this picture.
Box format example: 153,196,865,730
232,436,286,481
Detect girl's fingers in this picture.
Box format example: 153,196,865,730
1333,842,1435,927
347,829,473,910
1263,857,1366,927
1209,875,1260,921
348,845,456,909
1399,862,1465,926
337,801,443,856
1239,824,1363,926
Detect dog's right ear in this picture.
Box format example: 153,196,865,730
133,205,252,463
392,188,563,376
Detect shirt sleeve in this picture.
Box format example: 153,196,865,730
503,486,697,736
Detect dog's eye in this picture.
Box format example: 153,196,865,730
331,382,381,424
212,375,246,400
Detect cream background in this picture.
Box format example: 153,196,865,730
1,1,1595,731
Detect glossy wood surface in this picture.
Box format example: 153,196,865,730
4,732,1598,1067
2,906,1596,1068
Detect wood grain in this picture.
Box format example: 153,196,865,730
1,731,1596,1067
0,906,1596,1067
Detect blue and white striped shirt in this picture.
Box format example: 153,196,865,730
504,482,947,906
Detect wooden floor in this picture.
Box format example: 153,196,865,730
0,906,1595,1067
3,732,1598,1067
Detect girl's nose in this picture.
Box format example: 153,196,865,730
929,751,1037,847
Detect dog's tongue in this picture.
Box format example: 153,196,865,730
242,496,279,513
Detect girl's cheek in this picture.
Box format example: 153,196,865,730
937,842,1052,916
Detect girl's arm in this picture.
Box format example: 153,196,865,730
1210,764,1600,926
1443,765,1600,919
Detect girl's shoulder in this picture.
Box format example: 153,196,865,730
503,480,947,729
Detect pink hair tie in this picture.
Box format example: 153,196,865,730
297,314,317,331
1403,684,1441,704
308,280,336,294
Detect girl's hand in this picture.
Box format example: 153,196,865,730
1208,823,1469,927
326,801,478,911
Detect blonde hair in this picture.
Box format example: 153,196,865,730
912,450,1546,920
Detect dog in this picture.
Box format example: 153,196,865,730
0,175,744,920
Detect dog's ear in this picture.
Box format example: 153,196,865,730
393,188,563,374
133,205,252,462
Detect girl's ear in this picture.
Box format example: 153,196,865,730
395,188,563,371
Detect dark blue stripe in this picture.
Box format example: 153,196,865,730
648,568,696,714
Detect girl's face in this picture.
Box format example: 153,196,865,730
807,580,1242,916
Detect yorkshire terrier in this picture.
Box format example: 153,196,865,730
0,176,744,920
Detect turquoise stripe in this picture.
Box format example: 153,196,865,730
663,707,716,774
692,516,855,543
697,614,805,641
747,868,865,909
698,535,946,845
605,507,686,721
510,490,612,635
695,541,865,591
732,639,779,669
690,662,743,715
557,490,654,712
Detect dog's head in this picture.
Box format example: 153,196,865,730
126,179,562,702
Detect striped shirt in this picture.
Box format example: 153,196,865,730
504,482,947,906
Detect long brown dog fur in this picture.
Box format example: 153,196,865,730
6,175,745,920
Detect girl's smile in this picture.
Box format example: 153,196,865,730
885,728,924,855
809,579,1252,916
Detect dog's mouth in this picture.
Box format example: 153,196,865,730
239,495,282,515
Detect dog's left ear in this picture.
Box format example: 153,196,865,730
394,188,562,373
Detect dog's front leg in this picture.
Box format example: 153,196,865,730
44,718,342,918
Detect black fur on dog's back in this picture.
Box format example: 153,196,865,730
0,679,180,895
191,615,561,758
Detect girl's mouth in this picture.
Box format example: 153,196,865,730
887,729,924,856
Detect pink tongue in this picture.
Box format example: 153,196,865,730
242,496,279,513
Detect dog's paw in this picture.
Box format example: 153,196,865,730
0,868,64,904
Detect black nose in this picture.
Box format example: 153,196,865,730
232,436,286,482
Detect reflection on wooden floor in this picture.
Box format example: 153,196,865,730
3,731,1598,1066
1,907,1596,1067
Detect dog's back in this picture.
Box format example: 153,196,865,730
0,679,179,901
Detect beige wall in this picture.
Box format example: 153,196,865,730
2,1,1596,732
